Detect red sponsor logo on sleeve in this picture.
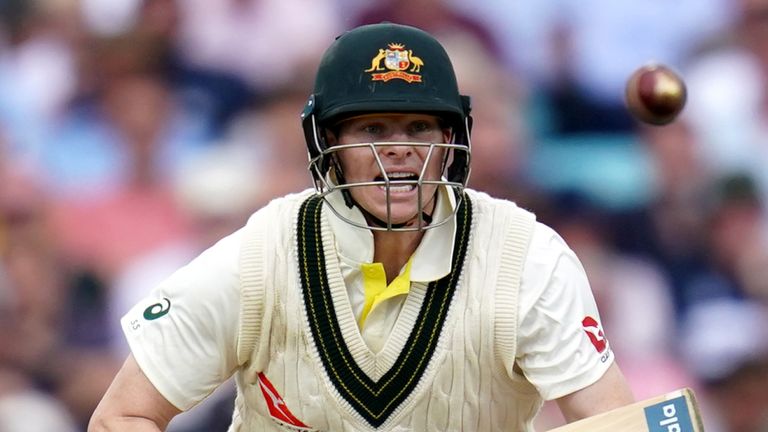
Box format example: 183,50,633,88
582,316,608,354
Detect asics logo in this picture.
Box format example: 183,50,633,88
143,298,171,321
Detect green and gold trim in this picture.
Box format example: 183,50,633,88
297,195,472,428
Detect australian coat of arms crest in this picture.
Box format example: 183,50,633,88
365,43,424,83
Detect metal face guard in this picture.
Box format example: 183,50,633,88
309,141,468,231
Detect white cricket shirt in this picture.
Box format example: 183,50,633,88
122,188,613,411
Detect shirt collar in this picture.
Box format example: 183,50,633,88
324,186,457,282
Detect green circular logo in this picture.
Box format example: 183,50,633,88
143,298,171,321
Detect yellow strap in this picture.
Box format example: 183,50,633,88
359,258,413,328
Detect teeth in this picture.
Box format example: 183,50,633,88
374,172,418,192
385,172,417,179
381,185,416,192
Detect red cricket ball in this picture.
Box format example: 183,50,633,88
625,63,687,126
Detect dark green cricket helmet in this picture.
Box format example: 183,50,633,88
301,22,473,230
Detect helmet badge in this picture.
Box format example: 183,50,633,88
364,43,424,83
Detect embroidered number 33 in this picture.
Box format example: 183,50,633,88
143,298,171,320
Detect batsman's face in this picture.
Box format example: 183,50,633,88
328,113,450,227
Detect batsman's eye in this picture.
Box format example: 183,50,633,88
410,121,432,133
362,124,384,135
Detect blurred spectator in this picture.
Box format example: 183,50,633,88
681,174,768,313
351,0,501,60
0,258,79,432
684,0,768,205
439,31,535,206
133,0,255,136
0,147,112,430
40,31,218,286
610,122,712,317
40,30,211,199
0,164,67,370
225,83,316,198
0,0,81,167
173,0,341,92
680,299,768,432
446,0,560,86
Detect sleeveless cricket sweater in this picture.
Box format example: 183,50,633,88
230,189,540,431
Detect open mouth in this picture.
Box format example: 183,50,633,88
375,172,419,193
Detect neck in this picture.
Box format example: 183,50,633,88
373,230,424,284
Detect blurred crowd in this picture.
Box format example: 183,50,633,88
0,0,767,431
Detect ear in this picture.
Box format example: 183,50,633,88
442,127,452,144
324,128,339,146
